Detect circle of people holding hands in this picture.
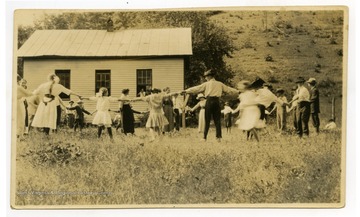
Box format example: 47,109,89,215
17,69,333,143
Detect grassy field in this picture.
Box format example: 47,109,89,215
14,118,342,206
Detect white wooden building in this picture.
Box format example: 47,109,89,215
17,28,193,122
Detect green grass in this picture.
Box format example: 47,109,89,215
14,119,342,206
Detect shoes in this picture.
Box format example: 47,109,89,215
200,138,206,142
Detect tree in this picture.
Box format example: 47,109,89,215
18,11,237,87
139,11,237,87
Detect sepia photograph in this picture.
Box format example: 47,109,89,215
11,7,347,209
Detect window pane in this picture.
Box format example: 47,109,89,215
137,69,152,94
55,69,71,100
95,70,111,95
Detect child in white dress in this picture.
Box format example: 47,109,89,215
82,87,122,139
232,80,265,142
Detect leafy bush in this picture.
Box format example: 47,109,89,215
318,78,336,88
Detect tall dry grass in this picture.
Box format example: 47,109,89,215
14,122,342,206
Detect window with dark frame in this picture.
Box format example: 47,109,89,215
136,69,152,96
95,70,111,95
55,69,71,100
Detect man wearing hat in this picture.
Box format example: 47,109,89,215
182,69,239,142
252,78,284,121
292,76,311,137
273,88,288,132
307,78,320,133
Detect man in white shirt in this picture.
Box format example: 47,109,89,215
182,70,239,142
293,77,311,137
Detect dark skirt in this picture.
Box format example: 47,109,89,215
122,104,135,134
163,104,174,132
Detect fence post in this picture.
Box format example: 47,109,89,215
332,97,336,122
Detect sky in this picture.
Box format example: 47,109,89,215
15,10,61,26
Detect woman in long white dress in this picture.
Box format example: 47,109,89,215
31,73,81,135
190,93,206,133
232,80,265,142
17,79,32,137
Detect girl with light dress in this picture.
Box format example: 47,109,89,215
133,88,179,142
82,87,125,139
190,93,206,133
232,81,265,142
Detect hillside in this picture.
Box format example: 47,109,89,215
210,10,344,125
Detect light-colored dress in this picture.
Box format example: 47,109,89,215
143,93,169,128
235,91,265,131
192,100,206,133
32,82,71,129
17,85,32,135
90,96,118,126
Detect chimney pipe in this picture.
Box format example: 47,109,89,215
107,18,114,32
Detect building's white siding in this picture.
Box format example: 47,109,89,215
24,58,184,122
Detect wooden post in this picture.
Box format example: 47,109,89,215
182,94,190,128
332,97,336,122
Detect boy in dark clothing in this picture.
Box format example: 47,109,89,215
67,100,91,132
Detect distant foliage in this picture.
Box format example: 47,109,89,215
318,78,336,88
17,11,236,87
139,11,236,87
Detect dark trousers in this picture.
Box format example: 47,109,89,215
56,105,62,128
311,113,320,133
174,108,181,131
74,118,85,131
296,101,310,137
259,105,266,120
24,100,29,127
292,108,297,131
204,97,222,139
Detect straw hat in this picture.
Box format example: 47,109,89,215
250,77,265,89
196,93,206,100
237,80,250,92
203,69,214,77
307,77,317,85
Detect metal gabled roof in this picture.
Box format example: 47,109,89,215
18,28,192,57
